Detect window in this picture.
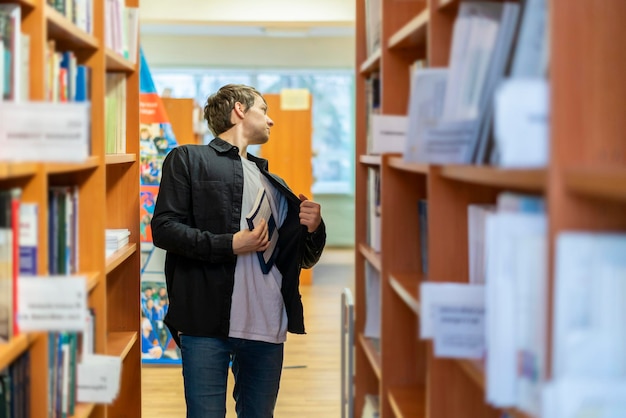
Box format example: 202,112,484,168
152,69,355,194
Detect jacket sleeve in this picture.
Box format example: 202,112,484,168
150,147,235,263
301,220,326,269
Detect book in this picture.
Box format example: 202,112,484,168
18,202,38,275
0,4,21,101
245,188,279,275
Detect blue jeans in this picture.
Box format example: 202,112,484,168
180,335,284,418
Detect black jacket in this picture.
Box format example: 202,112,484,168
151,139,326,346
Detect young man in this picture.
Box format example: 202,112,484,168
151,84,326,418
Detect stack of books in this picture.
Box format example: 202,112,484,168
105,229,130,257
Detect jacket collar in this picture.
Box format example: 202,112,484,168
209,137,270,171
209,137,235,153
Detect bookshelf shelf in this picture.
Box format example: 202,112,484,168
107,331,138,360
439,165,546,191
86,271,100,293
105,153,137,165
359,154,382,167
564,165,626,202
45,156,100,174
388,386,426,418
14,0,36,9
105,48,135,73
438,0,458,11
105,243,137,274
456,359,485,389
359,333,382,379
389,272,420,315
45,6,98,51
72,402,96,418
360,49,382,75
359,243,382,272
0,334,31,370
0,162,38,180
388,9,429,51
388,156,429,174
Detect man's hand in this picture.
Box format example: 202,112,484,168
299,194,322,233
233,218,271,254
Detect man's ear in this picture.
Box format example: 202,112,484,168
233,102,246,119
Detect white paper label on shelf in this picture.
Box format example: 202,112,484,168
420,282,485,339
77,355,122,404
0,101,90,162
370,114,407,154
17,275,88,331
433,304,486,359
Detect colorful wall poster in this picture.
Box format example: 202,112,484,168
139,48,180,364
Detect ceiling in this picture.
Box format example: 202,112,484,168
139,0,356,38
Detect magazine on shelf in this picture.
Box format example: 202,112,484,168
245,188,279,274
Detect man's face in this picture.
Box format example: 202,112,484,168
243,95,274,145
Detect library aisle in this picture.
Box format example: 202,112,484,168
141,248,355,418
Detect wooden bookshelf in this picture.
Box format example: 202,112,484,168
354,0,626,417
0,0,142,415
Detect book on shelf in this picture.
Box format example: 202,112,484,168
105,228,130,257
484,193,547,412
403,67,448,164
509,0,549,79
493,78,549,167
418,199,428,276
0,349,30,417
542,378,626,418
0,4,20,102
18,202,38,276
245,187,279,275
105,72,127,154
363,261,380,340
406,1,522,165
363,0,381,56
552,232,626,382
467,203,496,285
366,168,380,253
0,190,14,343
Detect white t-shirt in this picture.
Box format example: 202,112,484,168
228,157,289,344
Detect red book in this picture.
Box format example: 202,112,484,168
10,187,21,335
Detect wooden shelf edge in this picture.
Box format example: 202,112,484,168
389,273,420,314
456,359,485,389
14,0,37,9
358,243,382,272
71,402,96,418
439,165,546,191
388,385,426,418
438,0,458,10
105,48,136,73
359,333,382,379
45,156,100,174
107,331,138,360
564,165,626,202
0,162,39,180
105,153,136,165
359,154,382,166
388,8,429,50
388,156,429,174
85,271,99,293
359,48,381,75
105,243,137,274
45,5,98,50
0,333,36,370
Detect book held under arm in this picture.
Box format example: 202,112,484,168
245,188,279,275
